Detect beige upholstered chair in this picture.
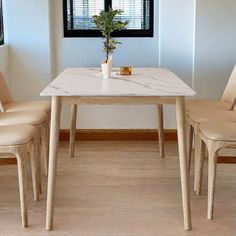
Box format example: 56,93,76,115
187,110,236,192
0,71,51,175
186,65,236,182
0,124,37,227
0,110,48,192
198,121,236,219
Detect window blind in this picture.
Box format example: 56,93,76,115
112,0,150,30
67,0,104,30
66,0,151,30
0,0,3,45
63,0,153,37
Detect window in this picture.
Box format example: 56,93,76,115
0,0,3,45
63,0,153,37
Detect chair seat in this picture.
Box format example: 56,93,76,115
188,110,236,123
4,100,51,113
186,99,232,112
200,122,236,142
0,125,35,146
0,111,47,126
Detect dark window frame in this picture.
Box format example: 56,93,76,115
0,0,4,45
63,0,154,38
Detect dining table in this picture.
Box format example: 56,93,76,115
40,67,196,231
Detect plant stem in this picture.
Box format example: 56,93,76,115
106,35,109,63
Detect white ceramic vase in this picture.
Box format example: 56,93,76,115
101,57,112,79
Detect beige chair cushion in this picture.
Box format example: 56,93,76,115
4,100,51,113
0,111,47,126
185,100,232,112
188,110,236,123
0,125,35,146
200,122,236,142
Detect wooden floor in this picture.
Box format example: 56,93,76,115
0,141,235,236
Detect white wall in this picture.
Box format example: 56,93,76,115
52,0,162,129
159,0,196,129
53,0,195,129
194,0,236,99
3,0,52,101
2,0,236,129
159,0,195,86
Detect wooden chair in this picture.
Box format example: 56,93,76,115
0,124,37,227
0,71,51,175
198,121,236,219
187,110,236,191
186,65,236,186
0,110,48,193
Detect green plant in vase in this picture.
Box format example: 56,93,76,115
93,8,128,79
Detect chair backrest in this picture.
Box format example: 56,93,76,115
0,71,13,108
221,65,236,109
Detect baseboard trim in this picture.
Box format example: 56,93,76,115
59,129,177,141
0,129,235,165
0,158,17,165
217,156,236,164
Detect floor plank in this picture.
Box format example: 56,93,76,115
0,141,235,235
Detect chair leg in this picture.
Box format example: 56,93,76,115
195,140,205,195
69,104,77,158
157,104,164,158
207,142,218,220
15,146,28,227
42,122,49,176
35,127,42,194
187,122,194,172
29,144,39,201
194,127,200,191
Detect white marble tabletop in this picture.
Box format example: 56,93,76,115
40,67,196,97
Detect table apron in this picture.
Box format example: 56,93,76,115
61,96,178,105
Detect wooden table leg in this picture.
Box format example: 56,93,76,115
175,97,192,230
69,104,77,158
46,96,61,230
157,104,165,157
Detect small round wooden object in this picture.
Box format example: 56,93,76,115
120,66,132,76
